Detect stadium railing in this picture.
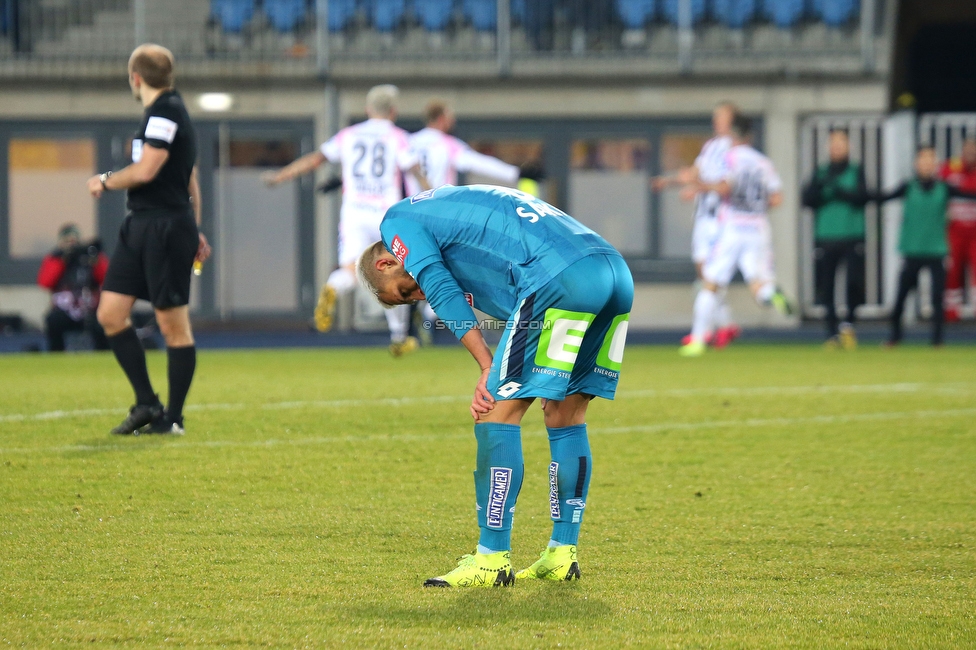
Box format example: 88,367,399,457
0,0,886,80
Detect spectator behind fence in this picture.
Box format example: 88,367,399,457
801,128,869,349
36,223,110,352
876,146,976,347
939,138,976,322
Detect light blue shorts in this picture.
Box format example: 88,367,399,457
487,253,634,402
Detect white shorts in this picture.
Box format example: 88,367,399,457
338,207,384,267
702,219,774,287
691,216,719,264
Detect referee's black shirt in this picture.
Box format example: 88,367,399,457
127,90,197,214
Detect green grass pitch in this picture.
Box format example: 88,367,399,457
1,344,975,647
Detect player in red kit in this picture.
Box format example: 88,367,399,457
940,138,976,322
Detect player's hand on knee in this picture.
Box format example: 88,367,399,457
470,369,495,421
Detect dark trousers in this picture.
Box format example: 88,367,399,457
890,256,946,345
814,239,865,337
45,308,109,352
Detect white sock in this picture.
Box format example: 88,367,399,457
422,301,437,323
756,282,775,305
715,299,732,328
327,267,356,293
385,304,410,343
691,289,719,343
548,539,568,548
477,544,500,555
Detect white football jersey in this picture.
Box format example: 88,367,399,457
693,135,732,221
320,118,418,216
718,144,782,222
405,127,519,195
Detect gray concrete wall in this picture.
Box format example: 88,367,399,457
0,79,888,331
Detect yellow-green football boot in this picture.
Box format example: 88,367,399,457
423,551,515,588
516,545,581,581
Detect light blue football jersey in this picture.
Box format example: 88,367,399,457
379,184,617,321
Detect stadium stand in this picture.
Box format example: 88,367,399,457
264,0,309,32
814,0,859,27
414,0,455,32
211,0,256,34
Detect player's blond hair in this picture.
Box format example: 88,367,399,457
366,85,399,119
357,241,396,307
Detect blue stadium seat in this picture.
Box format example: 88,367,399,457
211,0,256,33
615,0,656,29
760,0,803,28
462,0,495,31
661,0,705,26
371,0,406,31
712,0,756,29
325,0,357,31
815,0,858,27
264,0,308,32
414,0,454,31
511,0,526,23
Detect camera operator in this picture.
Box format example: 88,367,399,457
36,224,110,352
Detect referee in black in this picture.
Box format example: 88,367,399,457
87,44,210,435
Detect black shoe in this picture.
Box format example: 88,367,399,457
111,401,163,435
143,413,185,436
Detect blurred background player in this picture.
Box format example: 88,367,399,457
653,102,739,349
801,128,869,349
939,138,976,322
878,146,976,347
90,44,210,436
36,223,110,352
359,185,633,588
406,98,545,336
680,115,793,357
263,84,430,357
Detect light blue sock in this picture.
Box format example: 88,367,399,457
477,544,500,555
474,423,524,552
547,424,591,546
548,539,568,548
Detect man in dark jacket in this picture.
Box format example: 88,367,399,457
802,128,870,349
37,224,110,352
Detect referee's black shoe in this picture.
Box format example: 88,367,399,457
111,401,164,435
143,413,185,436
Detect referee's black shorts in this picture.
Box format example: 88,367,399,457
103,209,198,309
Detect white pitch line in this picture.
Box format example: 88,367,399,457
0,407,975,457
2,381,975,425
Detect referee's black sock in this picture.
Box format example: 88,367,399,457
167,345,196,423
107,327,157,406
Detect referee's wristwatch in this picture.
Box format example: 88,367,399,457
99,171,113,190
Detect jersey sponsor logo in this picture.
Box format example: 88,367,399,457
486,467,512,529
410,188,438,204
464,292,474,307
132,139,143,163
391,235,408,264
535,309,596,372
144,116,178,144
496,381,522,398
549,462,560,519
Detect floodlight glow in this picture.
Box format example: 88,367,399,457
197,93,234,112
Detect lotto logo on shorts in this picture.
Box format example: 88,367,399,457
549,462,560,519
391,235,409,264
487,467,512,529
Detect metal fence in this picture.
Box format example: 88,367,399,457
0,0,885,79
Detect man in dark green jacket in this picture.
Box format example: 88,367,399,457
802,128,869,349
879,146,976,346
